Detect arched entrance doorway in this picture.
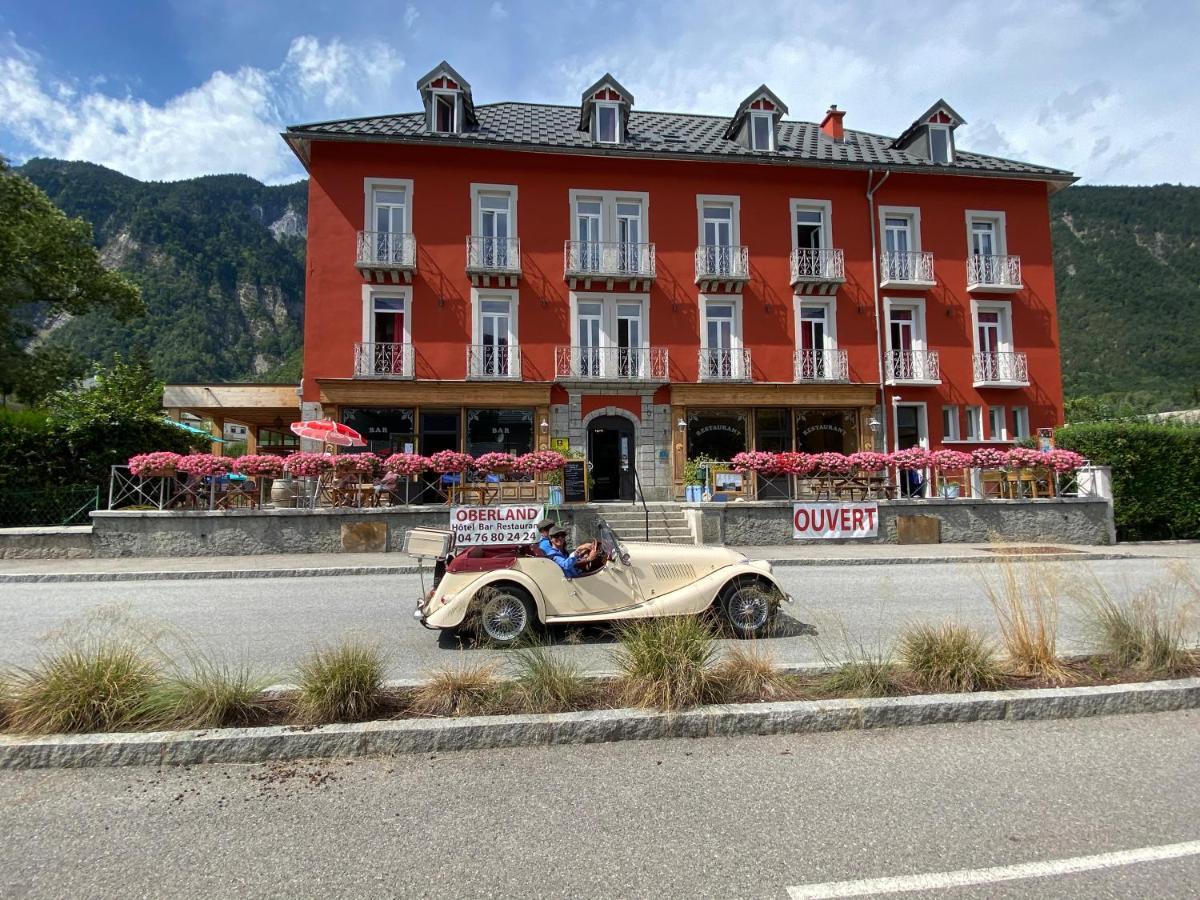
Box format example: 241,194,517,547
587,415,635,502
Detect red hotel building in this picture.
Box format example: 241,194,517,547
282,61,1075,501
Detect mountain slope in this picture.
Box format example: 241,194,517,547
17,158,308,383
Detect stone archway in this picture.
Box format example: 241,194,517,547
583,409,638,502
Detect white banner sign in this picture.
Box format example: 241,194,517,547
450,504,544,546
793,502,879,540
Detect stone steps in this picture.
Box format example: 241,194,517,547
594,505,695,544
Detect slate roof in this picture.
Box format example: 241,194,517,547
285,101,1074,181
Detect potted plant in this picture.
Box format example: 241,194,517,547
930,449,972,498
176,453,234,478
473,452,519,476
128,451,182,478
682,457,706,502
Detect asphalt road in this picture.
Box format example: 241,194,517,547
1,710,1197,898
0,557,1194,680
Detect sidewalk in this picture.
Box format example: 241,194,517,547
2,541,1195,583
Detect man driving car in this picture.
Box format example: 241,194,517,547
545,526,600,578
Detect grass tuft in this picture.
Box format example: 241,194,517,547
1076,575,1195,676
712,643,793,702
292,640,387,724
897,622,1003,693
611,616,726,711
7,639,158,735
982,559,1076,684
509,645,592,713
137,655,274,730
820,649,903,698
412,662,505,717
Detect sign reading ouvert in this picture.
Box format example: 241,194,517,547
792,503,879,540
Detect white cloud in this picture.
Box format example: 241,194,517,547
0,34,405,183
403,4,420,30
489,2,508,21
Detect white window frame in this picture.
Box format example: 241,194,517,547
470,183,518,236
964,210,1009,258
970,299,1015,355
928,124,953,163
893,401,930,452
988,405,1008,442
470,287,519,347
568,189,651,242
363,177,414,233
792,296,838,352
699,293,744,353
1012,406,1030,440
789,198,834,252
964,405,983,442
878,205,923,252
594,101,622,144
361,284,412,345
883,296,929,355
430,90,460,134
568,291,650,350
748,111,775,151
942,405,961,442
695,195,741,247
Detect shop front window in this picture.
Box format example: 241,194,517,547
340,407,415,454
687,409,747,462
754,408,792,500
419,410,461,455
794,408,858,454
466,408,534,457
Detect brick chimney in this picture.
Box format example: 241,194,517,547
820,104,846,141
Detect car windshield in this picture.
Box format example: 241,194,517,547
596,519,623,559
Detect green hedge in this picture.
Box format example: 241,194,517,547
1056,422,1200,540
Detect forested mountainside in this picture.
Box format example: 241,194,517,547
16,158,307,383
15,160,1200,412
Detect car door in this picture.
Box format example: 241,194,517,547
556,562,642,615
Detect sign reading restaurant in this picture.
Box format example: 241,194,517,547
450,504,544,546
793,502,879,540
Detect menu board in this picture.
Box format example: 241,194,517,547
563,460,587,503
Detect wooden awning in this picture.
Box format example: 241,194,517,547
316,379,552,408
670,382,879,407
162,383,300,427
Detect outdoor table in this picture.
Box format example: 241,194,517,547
332,484,376,507
450,483,498,506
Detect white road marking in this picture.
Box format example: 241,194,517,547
786,839,1200,899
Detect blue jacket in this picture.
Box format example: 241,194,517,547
537,536,554,556
544,544,583,578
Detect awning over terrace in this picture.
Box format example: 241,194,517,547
162,383,300,452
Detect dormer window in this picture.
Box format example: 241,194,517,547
749,112,774,151
415,60,477,137
433,92,458,134
578,73,634,146
596,102,621,144
929,124,952,163
890,99,964,163
724,85,788,154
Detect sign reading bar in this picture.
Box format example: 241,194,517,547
793,502,879,540
450,504,544,546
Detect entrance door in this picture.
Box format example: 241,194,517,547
894,403,928,498
587,415,635,502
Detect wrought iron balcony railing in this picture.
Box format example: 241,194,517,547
466,344,521,379
973,351,1029,386
880,250,935,286
967,254,1022,291
563,241,656,280
353,342,414,378
790,248,846,284
793,348,850,382
698,347,752,381
694,245,750,282
554,346,668,381
356,231,416,269
465,236,521,275
887,349,940,384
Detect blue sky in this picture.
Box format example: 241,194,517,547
2,0,1196,185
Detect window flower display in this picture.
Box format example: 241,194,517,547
847,451,890,474
175,453,234,477
514,450,567,474
812,452,854,476
730,451,777,474
472,452,519,475
233,455,284,478
428,450,474,474
383,453,430,477
930,449,973,472
889,447,932,470
128,452,182,478
970,447,1008,469
283,452,335,477
1006,447,1050,470
1046,448,1087,473
334,453,382,476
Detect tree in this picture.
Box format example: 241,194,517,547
0,157,142,405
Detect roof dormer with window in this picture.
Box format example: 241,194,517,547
416,60,477,135
724,86,788,152
578,74,634,145
890,99,965,164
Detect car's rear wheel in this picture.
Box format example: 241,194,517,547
476,585,536,646
720,579,775,639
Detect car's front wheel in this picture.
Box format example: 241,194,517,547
475,585,536,646
720,579,776,639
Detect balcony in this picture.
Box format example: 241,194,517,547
554,346,668,385
794,348,850,382
466,344,521,380
886,349,940,385
466,236,521,286
698,347,752,382
967,254,1023,293
790,248,846,294
354,342,414,379
563,240,656,290
695,245,750,292
973,351,1029,387
880,250,935,289
356,231,416,283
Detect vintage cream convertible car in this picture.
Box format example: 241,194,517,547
409,521,791,644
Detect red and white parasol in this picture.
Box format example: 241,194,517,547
289,420,366,448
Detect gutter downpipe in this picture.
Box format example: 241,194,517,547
866,169,892,454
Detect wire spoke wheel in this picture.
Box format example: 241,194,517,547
480,590,530,643
725,585,771,634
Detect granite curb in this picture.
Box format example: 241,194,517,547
2,676,1196,770
0,551,1135,584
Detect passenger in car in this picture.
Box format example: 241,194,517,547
535,518,555,556
546,526,600,578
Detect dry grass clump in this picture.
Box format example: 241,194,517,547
820,649,903,698
509,645,592,713
411,662,505,717
137,654,274,730
611,615,726,711
6,639,158,735
983,559,1076,684
292,640,387,725
712,643,792,702
1075,574,1195,676
897,622,1003,693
